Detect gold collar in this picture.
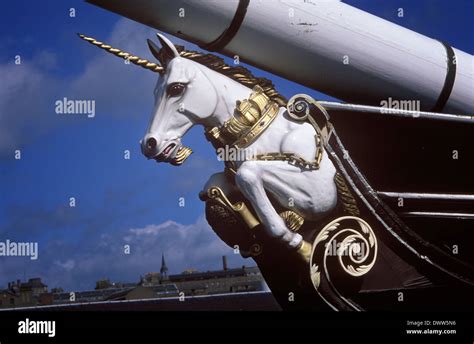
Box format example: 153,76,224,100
206,85,280,149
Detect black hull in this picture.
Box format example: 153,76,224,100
330,111,473,194
330,111,474,275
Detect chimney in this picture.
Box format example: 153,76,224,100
17,279,21,286
222,255,228,271
8,282,11,289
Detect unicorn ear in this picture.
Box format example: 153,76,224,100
147,38,162,62
154,33,180,66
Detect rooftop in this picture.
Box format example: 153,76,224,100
169,266,260,282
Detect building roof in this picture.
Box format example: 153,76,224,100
0,289,19,297
53,288,129,302
169,266,260,282
104,284,178,301
20,278,47,290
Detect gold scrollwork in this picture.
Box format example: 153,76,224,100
310,216,377,290
207,187,260,230
279,210,304,232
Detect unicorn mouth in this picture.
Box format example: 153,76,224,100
162,143,176,157
155,143,192,165
155,142,177,161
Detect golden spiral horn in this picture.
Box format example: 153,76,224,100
77,33,164,73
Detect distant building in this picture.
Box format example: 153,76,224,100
0,289,19,308
138,253,170,285
95,279,113,290
140,272,161,286
20,278,48,297
169,265,265,296
181,268,199,274
138,254,265,296
0,278,48,308
105,285,178,301
95,278,137,290
0,255,266,308
53,288,130,304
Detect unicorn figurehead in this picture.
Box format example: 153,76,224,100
78,32,341,263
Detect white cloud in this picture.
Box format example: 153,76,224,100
54,259,76,271
129,220,180,236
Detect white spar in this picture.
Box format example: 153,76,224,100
87,0,474,115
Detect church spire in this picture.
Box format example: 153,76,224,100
160,253,169,280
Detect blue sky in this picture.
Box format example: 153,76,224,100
0,0,472,291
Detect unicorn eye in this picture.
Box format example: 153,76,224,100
167,83,186,97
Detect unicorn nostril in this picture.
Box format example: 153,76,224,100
146,137,157,150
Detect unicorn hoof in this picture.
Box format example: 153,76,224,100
297,240,312,264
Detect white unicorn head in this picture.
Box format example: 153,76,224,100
140,33,258,165
141,34,216,165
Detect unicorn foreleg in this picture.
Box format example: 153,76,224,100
235,161,303,250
